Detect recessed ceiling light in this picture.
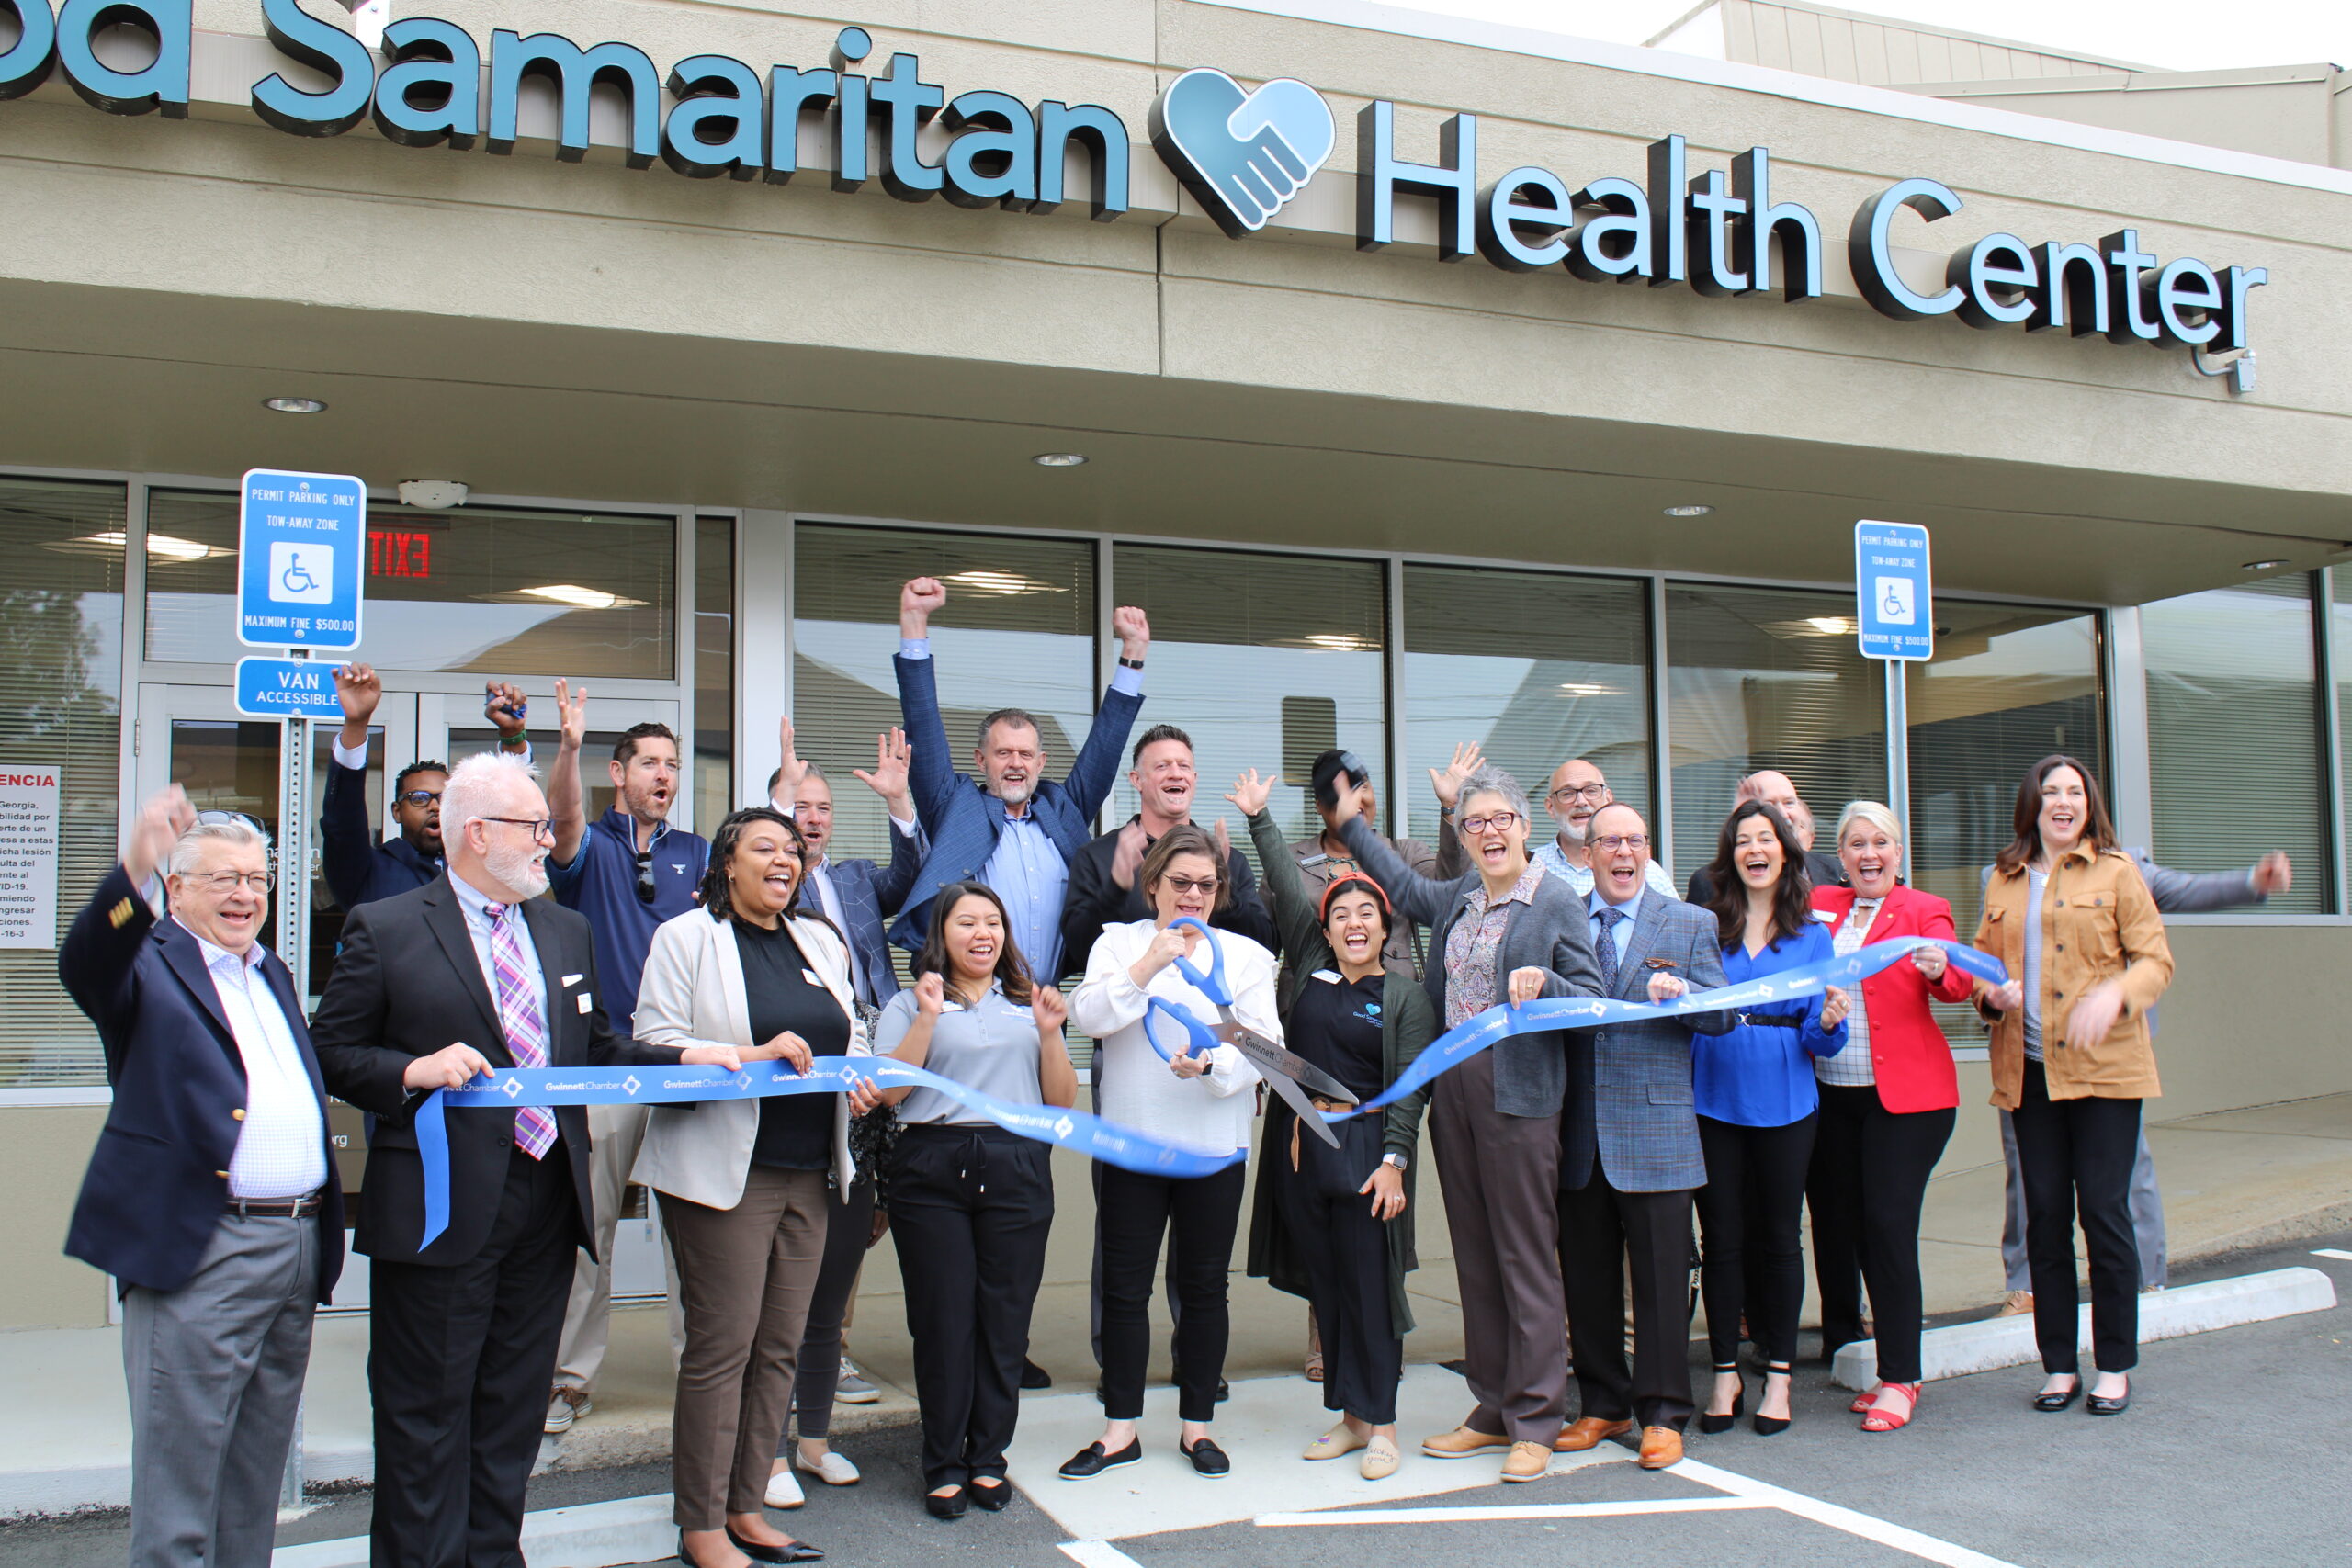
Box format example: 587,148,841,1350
1663,503,1713,518
2242,558,2288,571
1032,452,1088,468
1806,615,1852,635
1557,682,1623,696
264,396,327,414
45,530,226,562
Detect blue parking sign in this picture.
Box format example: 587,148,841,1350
238,468,365,650
1855,521,1932,661
234,657,346,720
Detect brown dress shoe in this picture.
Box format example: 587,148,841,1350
1419,1424,1511,1459
1637,1427,1684,1470
1500,1440,1553,1483
1553,1416,1633,1453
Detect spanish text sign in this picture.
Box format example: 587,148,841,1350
234,657,345,721
1855,520,1932,661
238,468,365,650
0,765,60,950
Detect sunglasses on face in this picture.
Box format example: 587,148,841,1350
1162,874,1221,896
636,852,657,905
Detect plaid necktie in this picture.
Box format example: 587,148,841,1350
1592,905,1624,997
483,903,557,1160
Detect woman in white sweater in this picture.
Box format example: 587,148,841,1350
1064,825,1272,1481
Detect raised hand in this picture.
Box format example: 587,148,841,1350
2253,852,2293,896
483,681,528,739
1032,984,1069,1037
774,716,810,799
914,971,946,1017
552,678,588,753
900,577,946,637
126,784,196,887
1108,819,1149,891
403,1042,492,1092
1430,740,1485,809
1111,604,1150,661
1225,767,1273,818
334,661,381,727
852,727,914,818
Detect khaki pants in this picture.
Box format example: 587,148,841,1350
663,1167,831,1529
554,1104,683,1393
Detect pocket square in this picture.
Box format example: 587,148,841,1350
1645,958,1680,969
561,974,584,987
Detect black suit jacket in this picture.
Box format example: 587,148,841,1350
57,866,345,1299
310,874,678,1268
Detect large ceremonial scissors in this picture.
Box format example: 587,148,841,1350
1140,917,1348,1148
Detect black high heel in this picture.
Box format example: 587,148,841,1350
1698,1364,1745,1435
1752,1362,1792,1436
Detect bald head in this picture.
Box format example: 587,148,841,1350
1544,758,1613,843
1586,802,1652,907
1737,771,1814,849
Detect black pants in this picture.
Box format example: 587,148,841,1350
1098,1160,1248,1424
368,1144,578,1568
1695,1112,1815,1368
1274,1114,1401,1425
1558,1158,1696,1433
789,1177,876,1444
888,1125,1055,1491
1807,1086,1955,1383
2012,1060,2143,1375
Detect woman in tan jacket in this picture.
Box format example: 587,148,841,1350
1973,756,2172,1418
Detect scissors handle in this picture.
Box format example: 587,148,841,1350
1142,997,1219,1063
1165,917,1228,1005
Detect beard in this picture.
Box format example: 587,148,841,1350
485,839,550,900
993,777,1035,808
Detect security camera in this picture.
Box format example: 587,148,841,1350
396,480,469,510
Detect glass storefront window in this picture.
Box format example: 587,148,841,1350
695,518,736,831
1107,545,1387,857
142,493,676,679
1402,565,1651,854
1667,584,1885,888
2144,575,2327,914
0,478,126,1088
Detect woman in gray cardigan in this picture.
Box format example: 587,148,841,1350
1327,761,1605,1484
1233,772,1438,1483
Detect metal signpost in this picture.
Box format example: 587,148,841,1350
1855,521,1933,879
235,468,365,1515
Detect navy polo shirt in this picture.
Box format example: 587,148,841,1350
547,807,709,1033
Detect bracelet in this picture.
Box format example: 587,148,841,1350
498,731,527,748
1118,656,1145,670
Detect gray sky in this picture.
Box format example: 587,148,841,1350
1349,1,2352,73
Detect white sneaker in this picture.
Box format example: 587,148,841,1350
542,1388,591,1435
796,1450,861,1486
763,1467,806,1509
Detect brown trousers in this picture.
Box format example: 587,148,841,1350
1429,1051,1567,1444
662,1167,830,1529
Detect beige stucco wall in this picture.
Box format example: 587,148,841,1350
0,1109,112,1330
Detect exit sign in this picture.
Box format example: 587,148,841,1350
370,528,433,579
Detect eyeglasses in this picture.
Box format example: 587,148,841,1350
396,790,442,808
481,816,555,842
1591,833,1651,853
181,870,273,894
1162,874,1222,895
1547,784,1610,804
1459,812,1522,835
196,809,266,836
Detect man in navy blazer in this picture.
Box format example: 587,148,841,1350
59,787,345,1568
888,575,1150,983
770,716,926,1014
1556,803,1734,1472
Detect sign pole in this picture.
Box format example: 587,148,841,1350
1855,519,1932,886
1885,660,1911,886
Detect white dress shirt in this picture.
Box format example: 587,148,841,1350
182,924,327,1199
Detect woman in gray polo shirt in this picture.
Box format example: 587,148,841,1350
874,881,1077,1519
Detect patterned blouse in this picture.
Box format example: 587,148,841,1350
1442,861,1546,1028
1817,898,1881,1087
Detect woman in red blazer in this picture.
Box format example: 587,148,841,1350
1808,802,1976,1434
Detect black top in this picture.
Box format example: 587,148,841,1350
735,920,853,1170
1284,969,1386,1103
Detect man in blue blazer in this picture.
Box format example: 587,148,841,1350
770,716,927,1014
888,575,1150,983
1556,802,1734,1472
59,787,345,1568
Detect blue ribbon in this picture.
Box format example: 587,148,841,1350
1335,936,2007,1119
413,1056,1242,1247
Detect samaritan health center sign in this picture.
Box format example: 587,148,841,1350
0,3,2270,357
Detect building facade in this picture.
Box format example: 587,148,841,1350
0,0,2346,1327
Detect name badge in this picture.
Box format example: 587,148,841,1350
576,993,593,1014
1812,909,1838,922
1311,969,1341,985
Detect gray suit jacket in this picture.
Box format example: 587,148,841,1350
1339,818,1604,1118
1562,892,1735,1195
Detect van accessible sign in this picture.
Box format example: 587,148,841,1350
0,3,2267,353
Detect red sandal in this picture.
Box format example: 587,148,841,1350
1860,1382,1921,1433
1849,1382,1881,1415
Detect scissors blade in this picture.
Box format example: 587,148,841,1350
1213,1020,1348,1146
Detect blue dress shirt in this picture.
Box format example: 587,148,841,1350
1693,922,1849,1127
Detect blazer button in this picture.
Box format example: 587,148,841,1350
232,1109,246,1121
214,1169,230,1179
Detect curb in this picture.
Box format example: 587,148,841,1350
273,1494,673,1568
1831,1265,2340,1390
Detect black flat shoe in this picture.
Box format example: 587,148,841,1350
968,1477,1012,1511
1021,1359,1053,1390
2086,1380,2131,1416
2032,1380,2082,1413
725,1529,823,1564
1059,1438,1142,1480
1180,1436,1231,1477
923,1488,967,1520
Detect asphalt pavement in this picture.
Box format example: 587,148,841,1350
6,1231,2346,1568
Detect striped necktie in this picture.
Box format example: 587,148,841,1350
483,903,557,1160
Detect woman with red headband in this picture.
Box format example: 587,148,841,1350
1231,769,1439,1482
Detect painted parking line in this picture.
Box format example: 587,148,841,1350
1257,1495,1770,1526
2311,1248,2352,1262
1672,1458,2026,1568
1059,1541,1150,1568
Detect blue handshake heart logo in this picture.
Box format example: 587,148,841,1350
1149,68,1336,237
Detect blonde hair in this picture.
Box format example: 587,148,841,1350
1834,800,1905,849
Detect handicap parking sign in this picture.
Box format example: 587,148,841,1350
1854,521,1931,661
239,469,365,650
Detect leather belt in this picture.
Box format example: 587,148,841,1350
227,1190,324,1218
1289,1096,1362,1170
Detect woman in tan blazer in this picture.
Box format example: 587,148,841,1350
632,807,878,1568
1973,756,2171,1419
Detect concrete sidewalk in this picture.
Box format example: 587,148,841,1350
5,1090,2347,1517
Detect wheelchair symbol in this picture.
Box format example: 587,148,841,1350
1872,575,1915,626
267,542,334,604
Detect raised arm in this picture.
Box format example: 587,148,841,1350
1058,606,1151,821
2134,848,2278,915
1240,791,1329,972
893,579,959,830
322,663,383,909
1335,809,1459,931
547,678,590,869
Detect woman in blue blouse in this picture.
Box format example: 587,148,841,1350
1691,801,1850,1436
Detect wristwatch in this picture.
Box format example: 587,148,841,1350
1118,656,1145,671
1381,1152,1408,1173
